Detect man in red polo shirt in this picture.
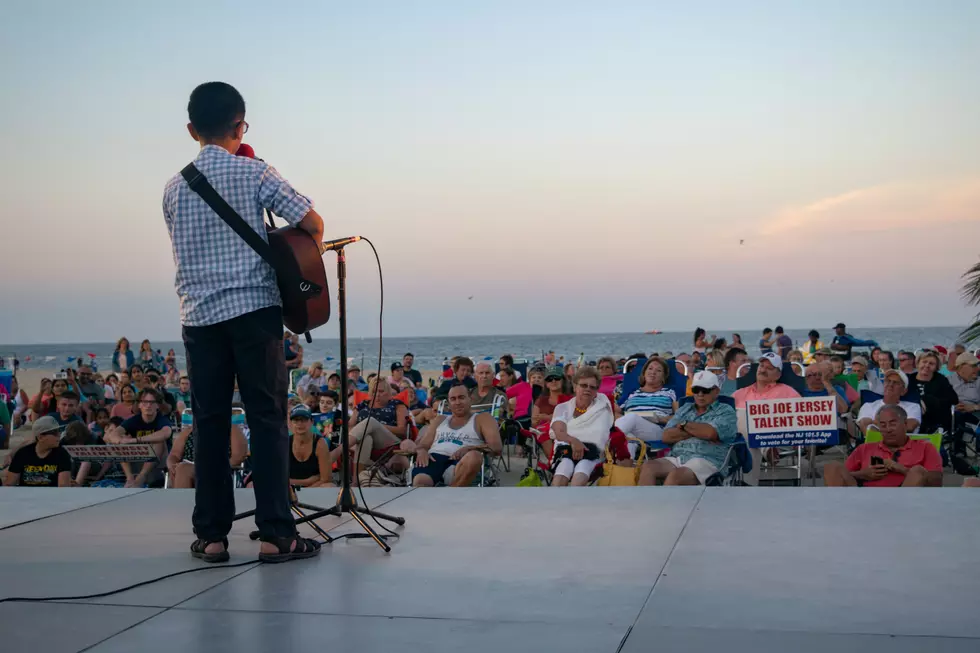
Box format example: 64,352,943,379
824,404,942,487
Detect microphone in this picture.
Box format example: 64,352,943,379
320,236,362,253
235,143,255,158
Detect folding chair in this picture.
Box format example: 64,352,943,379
618,357,647,406
734,364,807,485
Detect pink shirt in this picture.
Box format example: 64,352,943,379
732,383,801,409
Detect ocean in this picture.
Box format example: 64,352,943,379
0,326,970,374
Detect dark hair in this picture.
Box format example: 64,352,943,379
59,391,80,402
94,406,110,419
403,352,414,358
321,390,339,401
763,328,772,335
775,326,784,334
880,351,895,365
187,82,246,139
129,365,143,375
500,354,514,366
179,375,189,382
714,338,727,350
62,422,92,446
808,330,820,338
109,416,125,427
327,373,340,382
138,388,161,403
724,348,746,369
639,357,670,385
693,327,706,345
453,357,475,371
830,355,844,364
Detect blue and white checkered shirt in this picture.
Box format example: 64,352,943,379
163,145,314,327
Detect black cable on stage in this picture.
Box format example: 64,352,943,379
0,560,259,604
354,236,401,540
0,237,396,602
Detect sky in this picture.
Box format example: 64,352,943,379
1,1,979,344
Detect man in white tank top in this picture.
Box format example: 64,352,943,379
413,384,502,487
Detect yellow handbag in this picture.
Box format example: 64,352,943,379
597,436,647,486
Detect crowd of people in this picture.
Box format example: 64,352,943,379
2,326,979,491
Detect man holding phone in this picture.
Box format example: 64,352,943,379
824,404,942,487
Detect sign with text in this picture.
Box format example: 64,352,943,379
64,444,157,462
745,397,839,447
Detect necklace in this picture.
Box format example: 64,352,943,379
574,405,588,415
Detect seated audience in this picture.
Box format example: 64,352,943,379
286,405,336,487
802,362,850,413
297,362,325,398
30,376,67,417
400,353,423,388
496,354,523,382
732,353,802,408
434,357,477,400
829,355,860,405
898,350,917,376
639,371,737,486
413,384,502,487
615,357,677,443
175,376,192,413
943,343,967,376
824,405,941,487
104,388,172,488
111,384,138,420
551,367,613,487
167,421,249,489
470,362,508,417
350,377,412,481
347,365,368,392
4,416,71,487
867,350,895,393
61,421,108,486
856,369,921,434
720,348,750,396
950,352,980,424
52,391,85,428
596,356,622,397
284,332,303,370
908,350,958,434
849,355,871,391
387,362,413,393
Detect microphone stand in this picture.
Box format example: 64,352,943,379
238,242,404,552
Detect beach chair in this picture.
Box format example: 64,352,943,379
734,365,807,485
864,425,942,453
618,357,647,406
288,367,306,393
409,398,503,487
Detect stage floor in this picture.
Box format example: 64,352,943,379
1,486,978,652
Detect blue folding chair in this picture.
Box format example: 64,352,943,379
735,362,806,394
618,357,647,406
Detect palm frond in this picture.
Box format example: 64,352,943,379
961,260,980,306
960,318,980,345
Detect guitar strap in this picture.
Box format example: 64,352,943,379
179,163,321,300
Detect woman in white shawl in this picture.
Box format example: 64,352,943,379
550,366,614,486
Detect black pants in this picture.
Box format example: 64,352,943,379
183,306,294,540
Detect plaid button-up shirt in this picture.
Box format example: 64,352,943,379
163,145,314,327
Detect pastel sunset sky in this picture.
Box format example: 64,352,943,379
2,1,978,343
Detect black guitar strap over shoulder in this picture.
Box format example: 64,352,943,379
179,163,321,301
180,163,281,271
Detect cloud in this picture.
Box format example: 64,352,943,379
760,177,980,237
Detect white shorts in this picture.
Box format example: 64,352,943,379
554,457,600,481
661,456,719,484
615,413,665,442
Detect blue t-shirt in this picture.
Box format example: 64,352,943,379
665,401,738,470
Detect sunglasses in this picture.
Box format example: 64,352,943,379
545,376,562,382
691,386,714,395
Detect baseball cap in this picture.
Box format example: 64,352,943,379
544,366,563,380
691,370,719,390
390,362,404,372
834,322,846,329
32,415,62,437
883,369,909,389
851,355,869,367
933,345,948,356
816,347,833,356
956,353,979,368
289,405,312,420
759,352,782,369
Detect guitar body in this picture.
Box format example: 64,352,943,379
267,227,331,334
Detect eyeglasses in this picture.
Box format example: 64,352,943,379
236,119,249,134
691,386,714,395
546,377,562,382
577,383,598,391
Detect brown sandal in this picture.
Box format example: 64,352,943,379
190,537,229,563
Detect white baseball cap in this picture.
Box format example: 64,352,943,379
691,370,720,390
883,368,909,389
759,352,782,369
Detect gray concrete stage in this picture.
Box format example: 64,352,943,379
0,487,977,652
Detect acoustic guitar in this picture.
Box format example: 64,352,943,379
267,226,331,335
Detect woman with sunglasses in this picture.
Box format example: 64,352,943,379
550,367,614,486
616,357,677,443
530,367,572,459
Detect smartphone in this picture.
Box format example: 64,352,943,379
870,456,884,466
54,372,67,380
